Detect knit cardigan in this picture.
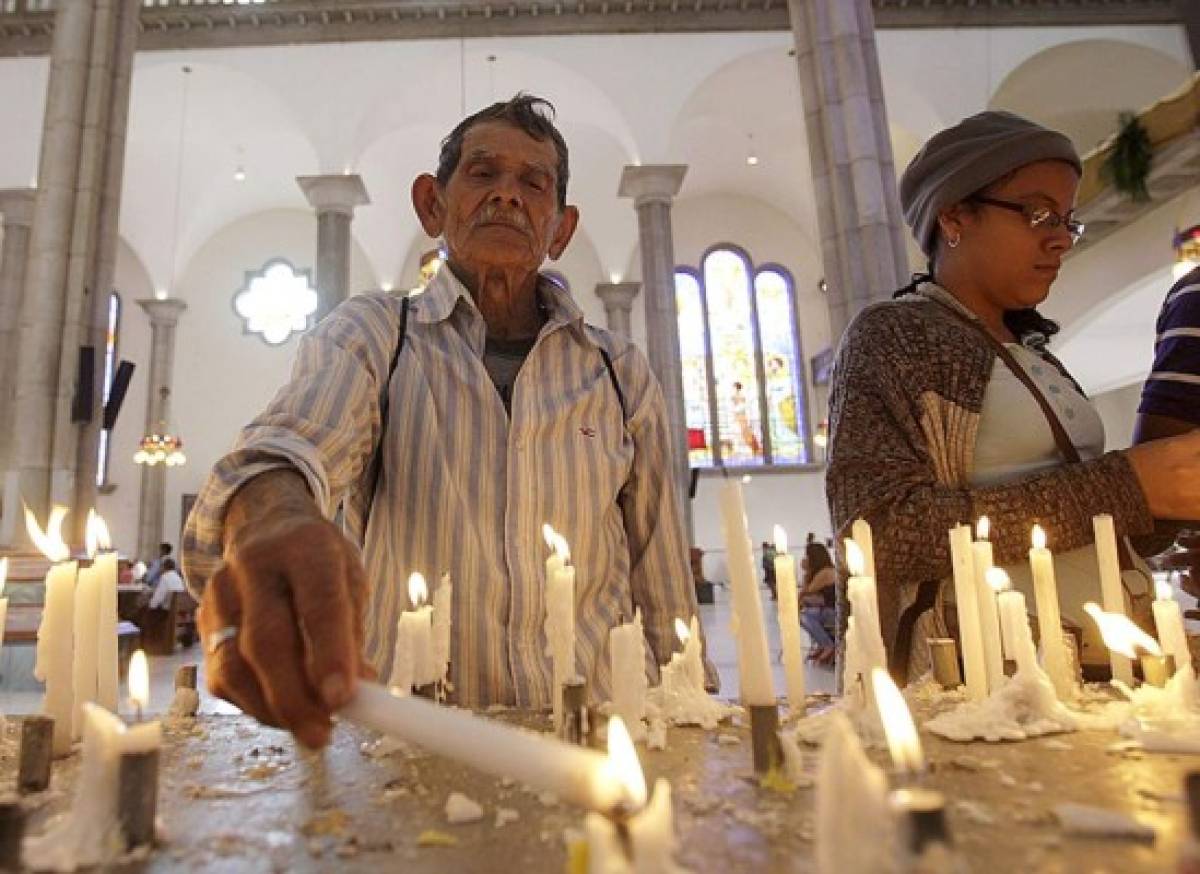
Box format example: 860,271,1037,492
824,285,1154,673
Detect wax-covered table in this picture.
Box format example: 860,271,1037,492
2,696,1195,873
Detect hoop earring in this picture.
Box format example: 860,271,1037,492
947,234,961,249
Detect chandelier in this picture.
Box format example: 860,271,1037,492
134,429,185,467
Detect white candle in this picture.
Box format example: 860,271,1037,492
816,711,891,874
28,506,78,756
1152,577,1190,671
990,569,1038,676
0,557,8,657
584,717,677,873
610,611,648,738
340,681,626,813
972,517,1004,693
72,555,101,740
717,480,776,706
1093,514,1135,685
543,527,577,729
844,540,886,674
390,573,436,692
431,572,453,687
1028,525,1074,699
773,525,806,715
851,518,876,580
949,525,988,701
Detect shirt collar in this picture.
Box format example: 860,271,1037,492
413,264,591,342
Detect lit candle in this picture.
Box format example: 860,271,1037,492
72,511,111,740
851,518,876,580
990,569,1038,677
772,525,806,715
1152,577,1190,674
544,526,577,729
610,611,648,740
431,572,453,689
341,681,626,813
717,479,776,706
1084,601,1164,677
972,517,1004,693
28,506,77,757
653,617,733,730
583,716,678,873
1093,514,1135,685
815,711,891,873
948,525,987,701
872,667,924,777
1028,525,1074,699
844,540,887,681
389,573,436,693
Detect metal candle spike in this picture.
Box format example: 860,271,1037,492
18,716,54,794
748,703,783,774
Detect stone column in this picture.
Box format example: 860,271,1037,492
297,174,370,322
7,0,96,543
135,298,186,562
788,0,909,342
1177,0,1200,69
0,189,36,547
594,281,640,338
618,165,692,542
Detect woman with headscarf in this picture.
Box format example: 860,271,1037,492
826,110,1200,681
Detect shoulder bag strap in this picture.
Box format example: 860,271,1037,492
364,297,411,522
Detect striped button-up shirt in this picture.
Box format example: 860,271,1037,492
182,268,699,707
1139,265,1200,427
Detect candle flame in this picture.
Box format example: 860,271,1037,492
1032,524,1046,551
84,509,112,559
845,539,865,577
24,504,70,563
773,524,788,554
542,523,557,551
674,617,691,646
554,534,570,563
1156,578,1174,601
0,556,7,598
985,567,1011,593
1083,602,1163,658
872,668,925,775
976,516,990,541
605,715,647,811
408,572,428,609
129,649,150,711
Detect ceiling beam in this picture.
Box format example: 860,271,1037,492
0,0,1183,58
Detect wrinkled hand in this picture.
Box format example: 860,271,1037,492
199,509,371,748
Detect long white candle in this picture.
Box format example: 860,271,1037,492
773,525,806,715
717,480,776,706
432,573,453,686
1093,514,1135,685
994,578,1038,676
972,517,1004,693
72,559,102,740
815,711,891,874
610,611,648,737
340,681,625,813
1152,577,1190,671
95,549,119,712
0,557,8,657
1028,525,1073,699
544,530,576,729
949,524,988,701
844,540,886,672
851,518,876,580
28,506,78,757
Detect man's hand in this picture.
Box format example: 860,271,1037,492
198,470,370,748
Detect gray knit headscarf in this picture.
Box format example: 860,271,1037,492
899,111,1082,258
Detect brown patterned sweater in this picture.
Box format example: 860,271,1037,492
825,285,1154,670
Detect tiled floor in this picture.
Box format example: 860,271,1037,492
0,577,834,719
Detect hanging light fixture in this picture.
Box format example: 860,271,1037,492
134,388,186,467
1173,224,1200,281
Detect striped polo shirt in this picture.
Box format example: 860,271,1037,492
1140,265,1200,426
181,268,700,707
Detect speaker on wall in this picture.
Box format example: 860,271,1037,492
71,346,96,423
102,360,135,430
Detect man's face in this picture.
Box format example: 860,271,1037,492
434,121,574,275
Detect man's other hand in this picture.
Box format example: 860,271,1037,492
199,470,371,748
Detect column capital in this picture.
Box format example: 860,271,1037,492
0,188,36,228
594,281,641,311
297,174,371,216
137,297,187,327
618,165,687,207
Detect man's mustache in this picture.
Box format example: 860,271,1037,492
471,204,532,232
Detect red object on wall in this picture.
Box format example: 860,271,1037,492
687,427,708,451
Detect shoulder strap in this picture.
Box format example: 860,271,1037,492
364,297,411,520
598,346,628,422
943,305,1081,465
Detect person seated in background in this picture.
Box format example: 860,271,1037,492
762,540,777,600
826,110,1200,680
148,558,186,611
117,558,133,586
799,540,838,666
144,542,173,590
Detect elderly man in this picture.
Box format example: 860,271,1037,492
182,95,700,748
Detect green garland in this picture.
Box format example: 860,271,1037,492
1100,112,1153,202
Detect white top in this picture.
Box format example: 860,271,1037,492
970,344,1122,667
149,569,186,610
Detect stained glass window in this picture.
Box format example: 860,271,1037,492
96,292,121,488
674,248,809,468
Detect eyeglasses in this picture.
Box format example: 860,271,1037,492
970,196,1085,243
